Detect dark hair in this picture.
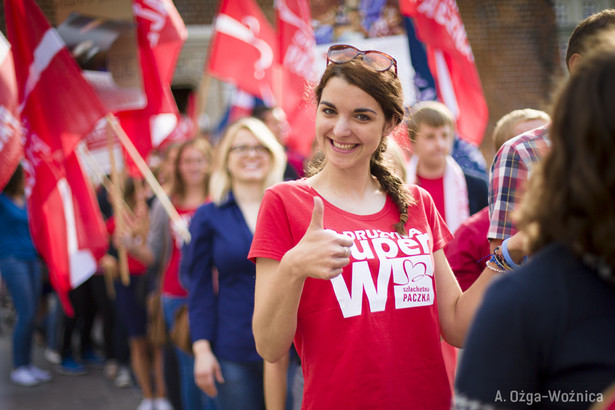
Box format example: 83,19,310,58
310,59,413,235
2,163,24,197
251,105,273,122
517,43,615,271
566,9,615,69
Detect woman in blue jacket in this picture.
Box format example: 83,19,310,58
181,117,286,409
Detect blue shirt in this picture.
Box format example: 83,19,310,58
0,194,38,260
181,192,261,362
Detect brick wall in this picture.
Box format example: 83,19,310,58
458,0,563,162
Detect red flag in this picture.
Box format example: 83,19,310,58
0,32,22,191
117,0,187,175
400,0,488,146
134,0,187,85
276,0,316,157
5,0,109,316
208,0,277,105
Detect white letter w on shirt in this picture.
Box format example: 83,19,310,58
330,260,392,318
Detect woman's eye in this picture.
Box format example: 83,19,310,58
356,114,371,121
322,108,335,115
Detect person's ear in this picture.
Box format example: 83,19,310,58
568,53,582,73
383,120,396,137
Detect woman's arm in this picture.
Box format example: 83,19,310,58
434,249,497,347
436,232,526,347
253,197,352,362
264,352,290,410
186,206,222,396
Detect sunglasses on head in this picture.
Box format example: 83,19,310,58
326,44,398,75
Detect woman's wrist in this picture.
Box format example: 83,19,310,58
192,339,213,356
279,249,308,283
502,237,526,267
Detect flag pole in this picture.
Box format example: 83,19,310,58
106,114,191,244
77,144,137,220
107,125,130,286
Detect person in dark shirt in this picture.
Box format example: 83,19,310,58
181,117,286,409
455,34,615,410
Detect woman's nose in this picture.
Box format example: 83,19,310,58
333,117,351,137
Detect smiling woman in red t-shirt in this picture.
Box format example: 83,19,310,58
249,45,523,410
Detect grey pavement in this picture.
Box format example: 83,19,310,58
0,324,143,410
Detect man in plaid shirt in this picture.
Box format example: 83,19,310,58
487,8,615,253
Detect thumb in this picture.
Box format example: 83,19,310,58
308,196,324,231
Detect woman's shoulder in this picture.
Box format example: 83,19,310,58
265,179,313,200
403,183,432,205
192,199,220,219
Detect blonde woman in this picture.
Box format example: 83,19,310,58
181,118,285,409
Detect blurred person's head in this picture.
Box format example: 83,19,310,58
492,109,550,152
251,105,289,144
209,117,286,205
518,38,615,270
170,138,212,201
406,101,455,175
566,8,615,72
154,142,181,190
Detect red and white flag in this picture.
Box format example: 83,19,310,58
5,0,109,316
400,0,488,146
275,0,316,157
117,0,188,175
0,32,22,191
208,0,277,105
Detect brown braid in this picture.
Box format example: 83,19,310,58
370,138,415,236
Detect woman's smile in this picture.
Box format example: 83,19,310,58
329,138,359,152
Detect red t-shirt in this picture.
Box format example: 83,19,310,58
416,174,446,221
249,180,453,410
162,205,198,298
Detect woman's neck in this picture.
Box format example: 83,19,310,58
232,181,264,233
232,181,264,205
416,159,447,179
309,165,385,215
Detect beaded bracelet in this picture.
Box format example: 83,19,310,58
488,253,509,271
492,248,513,271
485,260,506,273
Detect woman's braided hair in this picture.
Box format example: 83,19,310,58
310,59,415,235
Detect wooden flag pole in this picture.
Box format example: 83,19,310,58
107,124,130,286
106,114,191,244
78,144,136,220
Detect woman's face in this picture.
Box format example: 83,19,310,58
227,128,272,184
177,145,209,187
315,76,392,172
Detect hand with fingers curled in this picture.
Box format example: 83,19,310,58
193,340,225,398
284,196,354,281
